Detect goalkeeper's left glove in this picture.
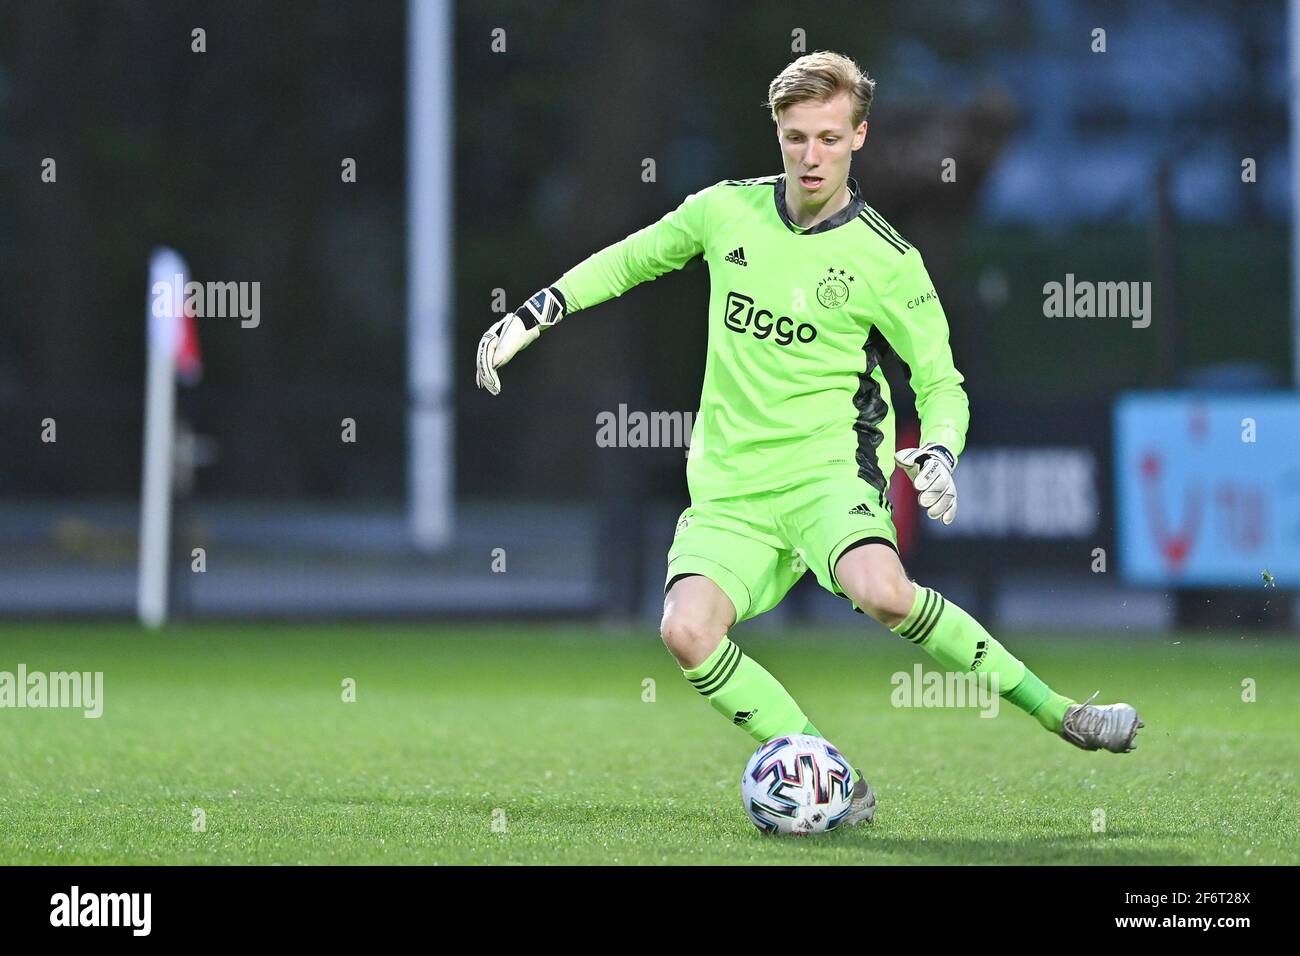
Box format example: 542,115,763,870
894,443,957,525
475,286,566,396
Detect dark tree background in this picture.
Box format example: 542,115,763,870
0,0,1287,501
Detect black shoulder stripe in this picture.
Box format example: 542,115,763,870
856,212,908,255
862,205,910,246
860,206,911,250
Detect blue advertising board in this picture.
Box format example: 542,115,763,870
1114,393,1300,587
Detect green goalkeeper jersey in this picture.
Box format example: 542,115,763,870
554,174,969,501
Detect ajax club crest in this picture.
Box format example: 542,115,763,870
816,267,854,308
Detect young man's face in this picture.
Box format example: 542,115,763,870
775,91,867,203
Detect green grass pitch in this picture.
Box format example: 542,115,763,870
0,622,1296,865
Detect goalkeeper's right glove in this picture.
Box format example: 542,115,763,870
475,286,566,396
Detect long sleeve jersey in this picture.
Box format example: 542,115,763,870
554,174,969,502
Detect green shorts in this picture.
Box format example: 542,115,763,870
665,475,898,624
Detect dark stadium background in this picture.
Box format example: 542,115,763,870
0,0,1291,629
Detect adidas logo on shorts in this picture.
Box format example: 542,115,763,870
848,502,875,516
724,246,748,266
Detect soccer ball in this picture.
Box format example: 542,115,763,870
740,733,854,835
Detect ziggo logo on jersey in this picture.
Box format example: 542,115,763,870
723,291,818,346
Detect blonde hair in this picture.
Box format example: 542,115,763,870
766,51,876,127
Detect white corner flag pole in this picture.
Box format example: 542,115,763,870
406,0,454,550
138,247,188,629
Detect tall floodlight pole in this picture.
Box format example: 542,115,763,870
407,0,454,549
1291,0,1300,385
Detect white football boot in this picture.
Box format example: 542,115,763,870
841,769,877,826
1060,691,1144,753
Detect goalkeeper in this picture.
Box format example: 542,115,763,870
476,51,1142,826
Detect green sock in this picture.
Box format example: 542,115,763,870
892,585,1073,732
1003,670,1072,732
683,636,814,744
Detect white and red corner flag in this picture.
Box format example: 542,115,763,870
140,246,201,629
148,247,203,385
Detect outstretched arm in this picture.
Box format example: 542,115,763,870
552,184,711,312
475,185,713,394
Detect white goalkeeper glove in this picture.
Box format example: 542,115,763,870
894,443,957,525
475,286,566,395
